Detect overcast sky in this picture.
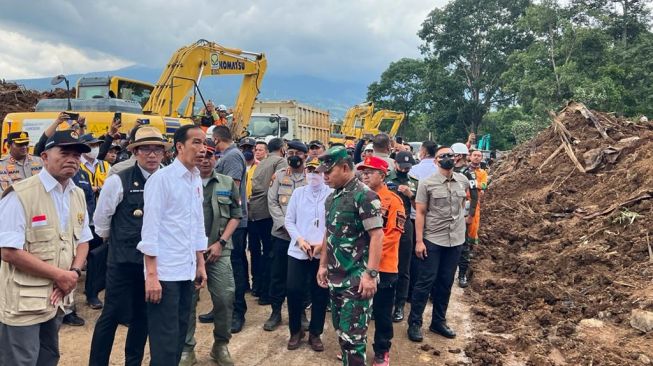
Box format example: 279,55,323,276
0,0,447,84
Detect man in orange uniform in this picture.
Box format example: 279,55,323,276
465,149,488,274
358,156,405,366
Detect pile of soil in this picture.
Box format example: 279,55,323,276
0,81,73,123
467,102,653,365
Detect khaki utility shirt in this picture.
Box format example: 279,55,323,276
415,170,469,247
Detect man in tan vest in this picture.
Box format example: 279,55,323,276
0,129,93,366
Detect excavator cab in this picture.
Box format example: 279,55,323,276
76,76,154,107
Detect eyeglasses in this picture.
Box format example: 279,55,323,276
437,153,455,159
138,147,165,156
360,169,381,176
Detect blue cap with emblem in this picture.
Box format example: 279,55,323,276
45,130,91,153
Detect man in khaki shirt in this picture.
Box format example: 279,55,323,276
407,145,470,343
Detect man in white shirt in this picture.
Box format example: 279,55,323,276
0,130,93,366
89,127,170,366
409,141,438,181
137,125,208,366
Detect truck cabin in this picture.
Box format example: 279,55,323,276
247,114,289,139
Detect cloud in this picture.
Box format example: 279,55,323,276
0,28,131,79
0,0,446,82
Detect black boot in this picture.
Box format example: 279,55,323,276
407,324,423,342
199,310,215,324
458,274,469,288
231,314,245,334
429,322,456,339
263,309,282,331
392,306,404,322
63,311,85,326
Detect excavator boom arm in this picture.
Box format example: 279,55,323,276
144,39,267,137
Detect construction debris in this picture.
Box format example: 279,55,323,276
468,101,653,365
0,81,73,124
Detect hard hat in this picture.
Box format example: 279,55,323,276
450,142,469,155
364,143,373,151
217,104,227,112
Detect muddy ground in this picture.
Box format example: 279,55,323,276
59,278,472,365
464,103,653,366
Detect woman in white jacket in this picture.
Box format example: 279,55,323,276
284,158,333,352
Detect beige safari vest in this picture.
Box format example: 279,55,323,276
0,175,86,326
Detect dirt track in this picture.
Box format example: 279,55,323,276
59,278,472,365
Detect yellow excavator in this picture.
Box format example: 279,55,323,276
1,39,267,156
329,102,404,145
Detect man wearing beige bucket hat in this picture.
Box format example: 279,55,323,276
89,126,171,366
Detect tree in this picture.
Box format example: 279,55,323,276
418,0,533,134
366,58,426,137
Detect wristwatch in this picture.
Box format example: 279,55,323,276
218,238,227,247
71,268,82,278
365,268,379,278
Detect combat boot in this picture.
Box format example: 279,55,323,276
210,342,234,366
179,350,197,366
263,309,282,331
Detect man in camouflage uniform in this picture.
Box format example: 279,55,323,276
316,146,384,366
0,131,43,194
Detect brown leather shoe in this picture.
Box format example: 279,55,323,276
287,330,305,350
308,333,325,352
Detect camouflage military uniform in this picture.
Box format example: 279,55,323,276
325,177,383,366
453,165,478,278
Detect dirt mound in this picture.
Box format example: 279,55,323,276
0,81,73,123
468,102,653,365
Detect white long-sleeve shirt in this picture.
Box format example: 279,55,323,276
0,169,93,249
408,157,438,219
93,164,153,239
136,159,207,281
284,183,333,260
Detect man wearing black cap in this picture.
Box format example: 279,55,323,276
263,140,309,331
385,151,419,323
0,131,43,194
308,140,325,160
0,130,92,366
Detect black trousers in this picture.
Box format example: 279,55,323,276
269,236,290,311
147,280,193,366
394,219,413,309
373,272,398,355
407,219,419,302
89,263,147,366
230,227,249,318
247,218,273,299
408,240,463,327
85,228,106,300
286,256,329,335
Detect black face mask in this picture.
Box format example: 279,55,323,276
438,157,455,170
288,156,303,169
396,170,408,179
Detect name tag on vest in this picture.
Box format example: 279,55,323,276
215,190,231,197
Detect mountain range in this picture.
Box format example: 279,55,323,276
11,65,370,119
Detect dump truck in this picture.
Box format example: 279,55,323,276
248,100,330,143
